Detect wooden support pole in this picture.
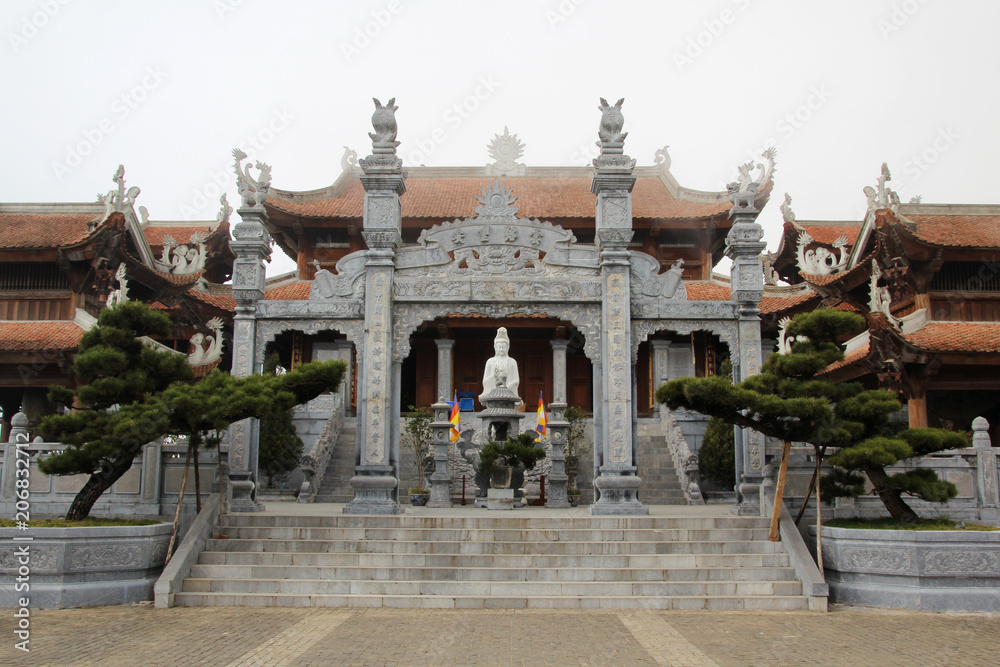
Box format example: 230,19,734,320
769,440,792,541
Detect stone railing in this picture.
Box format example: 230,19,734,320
297,393,344,503
0,434,221,518
660,408,704,505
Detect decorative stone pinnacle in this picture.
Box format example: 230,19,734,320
727,147,776,212
232,149,272,209
100,164,140,218
593,97,636,172
216,193,233,225
360,97,403,173
863,162,900,214
486,127,526,177
474,179,519,218
780,193,795,224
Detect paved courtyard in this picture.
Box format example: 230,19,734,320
3,605,999,666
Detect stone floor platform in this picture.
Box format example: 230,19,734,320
4,605,999,666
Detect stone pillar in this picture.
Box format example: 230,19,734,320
333,340,354,413
725,167,769,515
650,340,669,415
228,153,273,512
589,97,647,516
345,97,406,515
427,400,452,507
545,401,571,508
435,339,455,403
973,417,998,524
550,339,569,404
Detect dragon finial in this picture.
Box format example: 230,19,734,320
232,148,272,209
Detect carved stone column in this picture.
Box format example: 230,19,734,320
427,400,453,508
589,97,647,516
545,401,571,508
228,150,272,512
550,339,569,404
724,152,772,515
650,340,669,415
435,339,455,403
333,340,354,413
345,97,406,515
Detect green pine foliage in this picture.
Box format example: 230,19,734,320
655,308,969,523
258,354,305,488
37,301,347,519
695,360,735,489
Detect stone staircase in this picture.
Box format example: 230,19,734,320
312,418,357,503
635,419,688,505
174,514,808,610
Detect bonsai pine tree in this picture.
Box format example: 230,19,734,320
694,360,736,491
478,432,546,480
39,302,193,520
257,353,305,489
655,309,967,523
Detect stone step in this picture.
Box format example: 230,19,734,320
173,591,810,611
190,563,798,583
203,538,786,556
197,551,792,569
218,527,774,542
219,515,771,530
180,577,803,597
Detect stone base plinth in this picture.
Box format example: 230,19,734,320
343,466,403,515
591,468,648,515
486,488,515,510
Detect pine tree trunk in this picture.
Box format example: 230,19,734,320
164,446,192,567
769,440,791,541
64,454,135,520
864,464,919,523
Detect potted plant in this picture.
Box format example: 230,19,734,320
402,405,433,504
478,432,546,489
567,487,582,507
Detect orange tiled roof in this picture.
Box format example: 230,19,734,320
188,289,237,310
821,342,871,375
760,291,817,315
904,322,1000,353
143,225,216,247
0,321,85,351
799,224,860,245
265,281,312,300
685,281,731,301
268,177,732,221
905,215,1000,248
0,213,102,249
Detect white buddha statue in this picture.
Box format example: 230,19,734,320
481,327,521,406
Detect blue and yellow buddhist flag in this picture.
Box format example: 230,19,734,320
535,391,547,440
449,390,461,442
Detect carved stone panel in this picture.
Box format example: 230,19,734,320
922,550,1000,575
362,268,394,464
604,271,631,464
69,543,144,571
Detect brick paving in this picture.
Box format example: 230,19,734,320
3,604,999,666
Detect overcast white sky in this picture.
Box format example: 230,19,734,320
4,0,998,276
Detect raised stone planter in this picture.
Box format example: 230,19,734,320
816,526,1000,612
0,522,172,608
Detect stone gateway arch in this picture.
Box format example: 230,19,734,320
226,98,772,516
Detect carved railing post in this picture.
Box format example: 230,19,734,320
973,417,999,524
725,148,774,515
427,400,453,508
345,97,406,515
590,97,647,516
545,402,571,508
227,149,272,512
